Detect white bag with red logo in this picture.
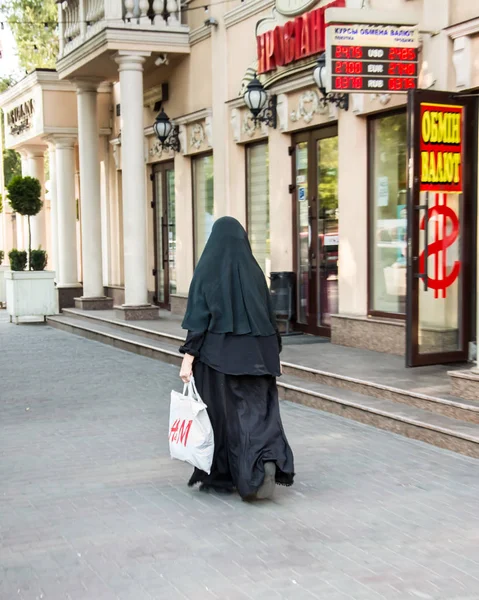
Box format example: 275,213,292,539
169,377,214,474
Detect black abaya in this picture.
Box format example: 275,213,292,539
188,361,295,498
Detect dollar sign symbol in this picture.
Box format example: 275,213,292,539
419,193,460,299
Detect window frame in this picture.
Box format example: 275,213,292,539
367,108,407,320
191,151,214,266
245,140,270,273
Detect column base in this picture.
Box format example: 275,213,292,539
74,296,114,310
114,304,160,321
58,284,83,310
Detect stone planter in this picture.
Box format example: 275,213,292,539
5,270,58,323
0,265,7,307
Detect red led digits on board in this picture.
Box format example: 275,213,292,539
334,46,363,59
388,47,416,61
334,61,362,75
388,62,416,76
388,77,416,91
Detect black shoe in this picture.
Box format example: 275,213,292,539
256,462,276,500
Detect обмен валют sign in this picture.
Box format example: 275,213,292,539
326,24,419,93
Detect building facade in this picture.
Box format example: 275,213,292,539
1,0,479,368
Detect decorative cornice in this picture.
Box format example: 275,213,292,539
446,17,479,39
190,25,211,46
57,27,190,80
224,0,274,29
174,108,212,126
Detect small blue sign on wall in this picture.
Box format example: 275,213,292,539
298,187,306,201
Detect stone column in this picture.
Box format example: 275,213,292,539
47,141,59,276
16,151,29,251
114,51,158,320
26,146,47,251
75,79,112,309
54,137,82,307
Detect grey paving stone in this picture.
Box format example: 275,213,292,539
2,311,479,600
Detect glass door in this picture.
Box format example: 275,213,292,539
152,162,176,309
406,90,473,366
292,126,339,336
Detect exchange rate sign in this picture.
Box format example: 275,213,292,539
326,25,419,93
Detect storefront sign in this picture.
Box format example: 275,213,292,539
326,25,419,93
419,103,463,193
7,99,34,136
256,0,345,75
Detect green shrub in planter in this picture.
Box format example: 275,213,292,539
7,175,43,270
30,249,48,271
0,250,3,265
8,249,27,271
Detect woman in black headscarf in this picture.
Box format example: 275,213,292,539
179,217,294,500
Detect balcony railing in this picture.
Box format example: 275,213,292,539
58,0,184,57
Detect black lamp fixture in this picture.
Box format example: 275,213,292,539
243,75,277,129
153,107,180,152
313,53,349,111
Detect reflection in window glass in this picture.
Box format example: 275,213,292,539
246,143,270,276
370,112,407,314
193,154,214,263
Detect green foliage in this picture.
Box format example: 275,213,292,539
4,150,22,187
8,249,27,271
7,176,43,269
0,194,2,213
0,250,4,265
0,77,22,187
30,249,47,271
7,176,42,217
1,0,58,72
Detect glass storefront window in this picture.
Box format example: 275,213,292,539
193,154,214,262
369,112,407,314
246,143,270,276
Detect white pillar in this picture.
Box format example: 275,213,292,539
76,80,105,299
16,151,29,250
47,141,59,275
54,137,79,286
115,52,151,307
26,147,47,251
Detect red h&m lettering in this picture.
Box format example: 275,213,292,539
169,419,193,446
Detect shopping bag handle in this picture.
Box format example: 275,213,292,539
183,376,200,401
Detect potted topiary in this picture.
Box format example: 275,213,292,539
4,176,58,323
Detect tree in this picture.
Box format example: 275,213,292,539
7,175,43,268
0,77,22,187
1,0,58,72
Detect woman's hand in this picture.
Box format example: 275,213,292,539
180,354,195,383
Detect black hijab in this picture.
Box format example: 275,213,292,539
182,217,277,336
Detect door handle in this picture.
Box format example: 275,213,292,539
161,217,168,267
415,191,429,292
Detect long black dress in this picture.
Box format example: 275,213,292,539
180,331,295,498
179,216,295,498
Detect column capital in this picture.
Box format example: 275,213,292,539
75,77,104,94
46,135,77,150
23,145,46,159
114,51,151,72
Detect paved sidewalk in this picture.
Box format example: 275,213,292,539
1,311,479,600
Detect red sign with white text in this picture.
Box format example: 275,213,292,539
420,103,463,193
256,0,345,75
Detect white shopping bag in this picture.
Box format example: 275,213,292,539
169,377,214,474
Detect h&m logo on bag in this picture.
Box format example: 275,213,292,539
169,419,193,446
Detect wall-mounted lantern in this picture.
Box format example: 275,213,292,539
313,53,349,111
243,76,277,129
153,108,181,152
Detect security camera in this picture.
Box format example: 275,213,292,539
204,16,218,27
